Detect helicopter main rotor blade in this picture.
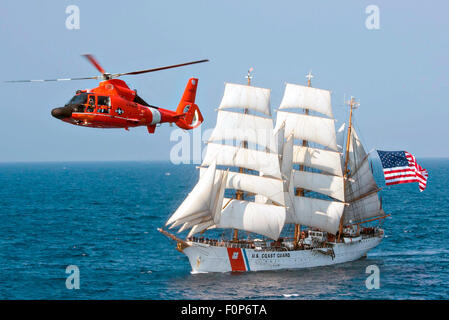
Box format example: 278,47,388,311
111,59,209,78
4,76,101,83
82,54,106,75
4,57,209,83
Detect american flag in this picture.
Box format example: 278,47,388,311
377,150,428,192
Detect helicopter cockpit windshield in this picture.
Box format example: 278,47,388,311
66,93,88,106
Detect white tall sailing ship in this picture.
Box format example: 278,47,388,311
159,70,387,273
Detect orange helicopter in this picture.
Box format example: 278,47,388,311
6,55,208,134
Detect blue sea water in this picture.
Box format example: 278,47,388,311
0,159,448,300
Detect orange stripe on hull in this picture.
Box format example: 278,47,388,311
226,248,246,272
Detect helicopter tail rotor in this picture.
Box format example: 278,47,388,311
175,104,203,130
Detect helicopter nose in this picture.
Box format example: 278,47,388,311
51,106,72,119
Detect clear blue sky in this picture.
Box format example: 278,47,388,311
0,0,447,162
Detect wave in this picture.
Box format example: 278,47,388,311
369,248,449,257
282,293,300,298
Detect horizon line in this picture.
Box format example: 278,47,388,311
0,157,448,165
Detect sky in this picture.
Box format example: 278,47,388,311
0,0,448,162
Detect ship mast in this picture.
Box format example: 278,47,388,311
338,96,359,241
293,71,313,245
233,67,254,241
344,96,357,176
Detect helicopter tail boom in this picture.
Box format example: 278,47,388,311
176,78,198,113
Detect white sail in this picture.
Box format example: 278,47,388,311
292,145,343,176
281,134,294,185
172,169,227,232
166,162,217,226
275,121,285,155
219,83,271,116
202,143,281,178
178,222,192,233
211,170,228,223
275,110,338,151
188,219,216,237
215,170,285,205
208,110,276,153
343,193,382,224
178,216,209,233
348,128,367,172
336,122,346,152
169,210,209,229
346,158,378,201
286,196,345,234
217,198,286,240
279,83,333,118
342,127,382,224
292,170,345,202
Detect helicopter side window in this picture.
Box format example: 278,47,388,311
97,96,110,114
97,96,110,107
97,108,110,114
86,95,96,112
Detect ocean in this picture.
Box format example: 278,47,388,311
0,159,448,299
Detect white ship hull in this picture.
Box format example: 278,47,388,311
182,234,383,273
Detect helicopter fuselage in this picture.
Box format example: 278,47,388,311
51,78,202,134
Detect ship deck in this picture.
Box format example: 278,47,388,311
185,229,383,252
